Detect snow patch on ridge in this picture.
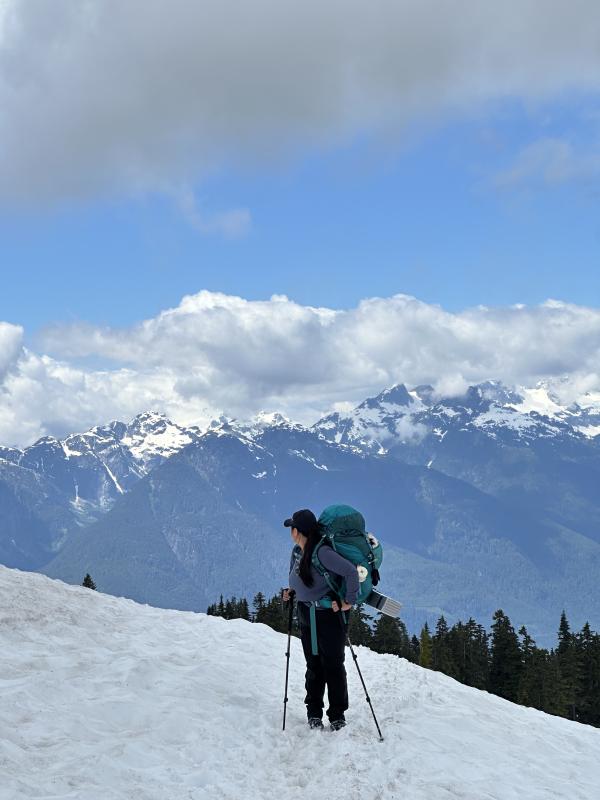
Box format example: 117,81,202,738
289,450,329,470
511,386,565,418
120,411,196,466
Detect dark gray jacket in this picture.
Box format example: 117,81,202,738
288,544,360,606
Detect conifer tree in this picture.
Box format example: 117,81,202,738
237,598,251,621
432,616,456,676
259,593,289,633
517,625,534,705
545,648,565,716
556,611,582,720
371,615,410,657
217,594,225,617
447,621,468,682
82,573,96,590
207,595,227,618
447,619,488,685
463,618,489,689
224,597,235,620
535,646,557,714
489,609,522,702
252,592,266,623
409,635,420,664
517,625,550,709
576,623,600,726
348,606,373,647
419,622,432,668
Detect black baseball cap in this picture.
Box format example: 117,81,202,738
283,509,318,535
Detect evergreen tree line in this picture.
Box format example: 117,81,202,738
208,592,600,729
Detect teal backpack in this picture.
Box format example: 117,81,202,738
291,504,384,655
312,503,383,609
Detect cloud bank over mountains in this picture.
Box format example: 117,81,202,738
2,0,600,206
2,291,600,447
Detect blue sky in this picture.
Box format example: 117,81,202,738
3,96,600,344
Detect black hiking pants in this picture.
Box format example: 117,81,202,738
298,603,348,722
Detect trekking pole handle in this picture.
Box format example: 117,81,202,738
282,588,295,604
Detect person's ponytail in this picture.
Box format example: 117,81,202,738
298,526,321,587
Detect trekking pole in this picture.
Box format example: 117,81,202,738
340,611,384,742
282,590,295,731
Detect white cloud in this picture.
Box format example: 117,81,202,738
2,291,600,446
495,138,600,188
175,187,251,238
0,350,219,448
2,1,600,206
0,321,23,378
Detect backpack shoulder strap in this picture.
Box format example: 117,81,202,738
311,540,342,597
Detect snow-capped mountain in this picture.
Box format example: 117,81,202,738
4,381,600,644
312,381,600,567
2,565,599,800
0,407,334,572
0,411,208,569
2,411,203,518
314,382,429,452
40,418,600,644
313,380,600,453
204,410,303,444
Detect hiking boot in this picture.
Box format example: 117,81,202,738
329,718,346,732
308,717,324,730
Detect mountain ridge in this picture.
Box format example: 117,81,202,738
3,379,600,644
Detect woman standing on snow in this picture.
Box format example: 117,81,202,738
282,509,359,731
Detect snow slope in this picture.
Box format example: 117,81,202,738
1,567,599,800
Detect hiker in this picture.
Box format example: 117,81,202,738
282,508,359,731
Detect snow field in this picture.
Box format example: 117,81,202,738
0,565,599,800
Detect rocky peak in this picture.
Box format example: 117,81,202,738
412,385,436,405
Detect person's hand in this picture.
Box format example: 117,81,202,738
332,600,352,612
282,588,292,602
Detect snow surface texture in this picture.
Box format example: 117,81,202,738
1,566,599,800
